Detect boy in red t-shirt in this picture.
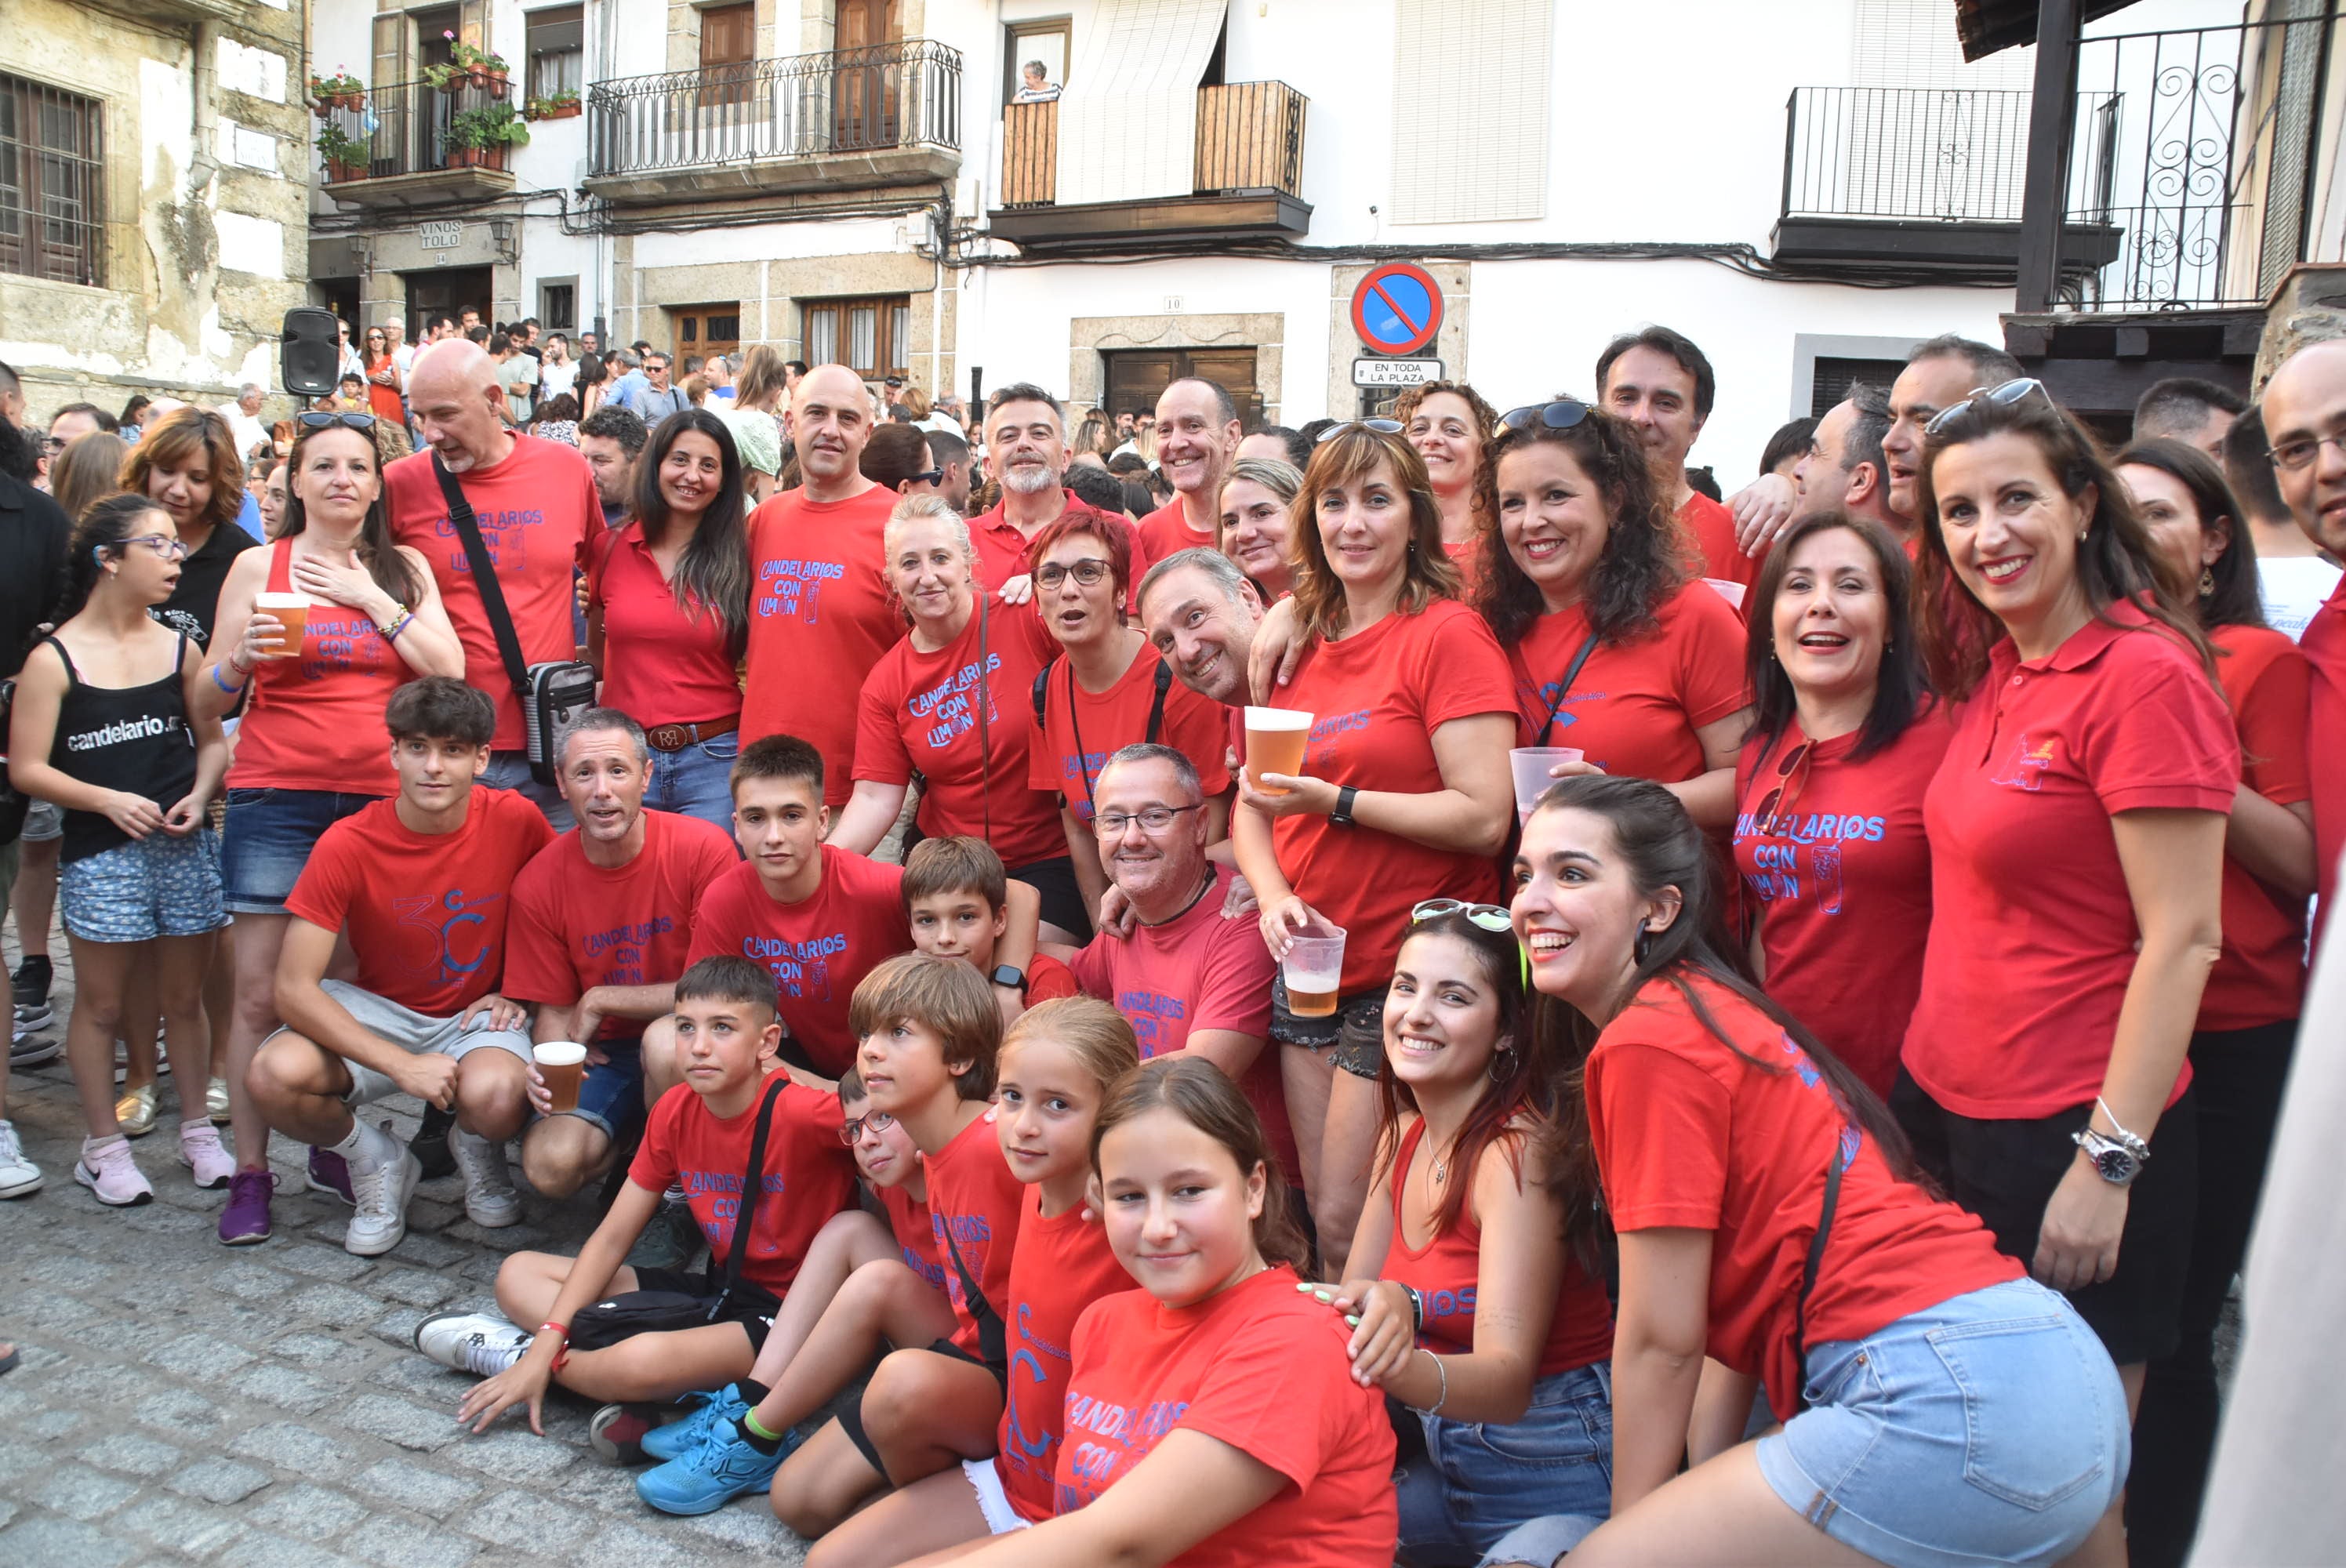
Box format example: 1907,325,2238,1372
902,835,1079,1008
249,678,555,1259
417,956,859,1436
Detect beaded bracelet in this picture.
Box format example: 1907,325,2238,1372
381,610,413,642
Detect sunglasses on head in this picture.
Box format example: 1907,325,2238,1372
1316,418,1402,443
1497,399,1594,434
1923,378,2050,437
295,410,378,433
1410,898,1513,934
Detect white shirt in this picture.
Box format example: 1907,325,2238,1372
2258,555,2344,642
539,360,579,401
219,403,267,462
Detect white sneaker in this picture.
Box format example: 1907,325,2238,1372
452,1127,521,1229
343,1139,422,1257
0,1120,42,1198
414,1310,532,1377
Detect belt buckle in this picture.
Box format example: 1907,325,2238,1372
647,724,689,751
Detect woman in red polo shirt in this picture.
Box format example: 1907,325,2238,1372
1397,379,1498,574
1215,457,1299,602
1733,510,1945,1098
1230,423,1514,1274
1516,775,2126,1568
586,408,749,834
2114,437,2315,1563
1901,386,2235,1566
1479,401,1749,828
835,496,1084,941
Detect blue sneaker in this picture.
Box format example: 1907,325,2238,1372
635,1417,791,1515
637,1385,748,1464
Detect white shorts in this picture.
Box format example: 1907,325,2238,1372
961,1458,1034,1537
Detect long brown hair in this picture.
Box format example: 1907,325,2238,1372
1287,423,1459,641
1395,379,1500,542
1091,1055,1308,1271
48,432,131,527
278,419,423,608
120,408,244,535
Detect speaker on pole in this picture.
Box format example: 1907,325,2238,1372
281,307,341,400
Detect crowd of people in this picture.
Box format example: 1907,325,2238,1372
0,312,2341,1568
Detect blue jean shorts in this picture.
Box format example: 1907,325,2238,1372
643,731,739,838
60,829,229,944
221,787,382,914
1756,1276,2128,1568
482,751,575,833
1398,1360,1613,1567
553,1037,646,1139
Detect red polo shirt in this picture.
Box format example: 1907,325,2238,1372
2301,575,2346,932
588,523,743,728
2201,623,2312,1030
968,488,1111,593
1137,495,1215,563
1902,604,2239,1119
1506,582,1749,777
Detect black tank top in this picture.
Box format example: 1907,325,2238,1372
45,633,198,864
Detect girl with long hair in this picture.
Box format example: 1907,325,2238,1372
46,430,130,528
720,345,788,503
1396,379,1499,574
1216,456,1300,602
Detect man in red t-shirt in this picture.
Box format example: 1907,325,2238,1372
1136,378,1241,561
386,340,603,828
505,710,739,1202
1596,326,1755,590
249,678,557,1258
2262,339,2346,925
739,365,902,807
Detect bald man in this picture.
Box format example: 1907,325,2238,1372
386,338,601,828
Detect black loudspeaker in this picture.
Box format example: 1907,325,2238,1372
281,307,341,399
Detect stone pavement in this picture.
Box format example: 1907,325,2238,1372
0,952,819,1568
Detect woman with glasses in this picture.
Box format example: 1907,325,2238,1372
362,326,405,425
1397,380,1500,575
1514,775,2124,1568
1025,511,1233,922
1479,401,1749,830
1218,456,1301,602
585,409,749,834
1901,383,2235,1566
1309,902,1616,1567
1231,422,1515,1273
1732,510,1945,1100
8,495,231,1210
2112,437,2314,1565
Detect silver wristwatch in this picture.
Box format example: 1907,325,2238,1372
2072,1124,2150,1186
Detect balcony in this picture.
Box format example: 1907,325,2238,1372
583,41,961,206
314,78,519,210
989,82,1311,250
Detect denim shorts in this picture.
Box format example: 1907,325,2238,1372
482,751,576,833
1755,1276,2128,1568
220,787,382,914
21,799,60,844
1269,975,1387,1080
1397,1360,1613,1566
642,731,739,838
551,1037,646,1139
60,829,229,944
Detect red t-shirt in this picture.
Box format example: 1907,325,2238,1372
881,1181,947,1294
854,604,1064,868
1589,972,2022,1421
1058,1265,1398,1564
1904,604,2239,1119
741,485,900,806
2302,575,2346,931
924,1110,1028,1357
385,436,601,751
626,1078,859,1296
1029,644,1234,826
587,523,743,728
228,539,405,796
1137,496,1215,564
1271,599,1516,993
1070,864,1295,1180
1505,583,1749,779
2201,624,2312,1029
685,848,910,1076
504,809,739,1041
1733,712,1952,1098
1678,493,1756,590
994,1191,1131,1523
285,788,556,1016
1379,1120,1613,1376
1026,951,1081,1003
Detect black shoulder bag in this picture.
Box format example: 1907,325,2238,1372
568,1073,791,1350
1790,1141,1847,1409
939,1215,1010,1369
1531,633,1602,747
1033,653,1173,808
430,456,597,786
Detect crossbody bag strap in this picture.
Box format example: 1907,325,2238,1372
975,594,991,848
1534,633,1602,747
430,455,530,702
1792,1142,1846,1399
705,1073,791,1312
940,1214,1008,1366
1143,656,1172,745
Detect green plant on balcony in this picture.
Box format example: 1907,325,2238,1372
446,100,529,170
524,89,581,122
314,120,366,183
426,31,511,96
308,69,365,115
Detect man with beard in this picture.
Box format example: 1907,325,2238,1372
964,383,1113,599
1136,377,1241,561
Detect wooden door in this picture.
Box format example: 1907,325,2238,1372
832,0,902,147
671,305,743,371
699,4,755,107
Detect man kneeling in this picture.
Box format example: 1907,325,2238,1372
248,677,556,1256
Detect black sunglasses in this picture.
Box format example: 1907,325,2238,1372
295,411,378,432
1316,418,1403,443
907,466,944,485
1498,399,1594,434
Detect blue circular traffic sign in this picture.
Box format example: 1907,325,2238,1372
1351,263,1443,356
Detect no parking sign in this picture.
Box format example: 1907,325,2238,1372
1350,263,1444,357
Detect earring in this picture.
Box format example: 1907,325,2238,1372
1632,925,1654,966
1489,1045,1518,1083
2078,530,2089,543
2198,568,2215,597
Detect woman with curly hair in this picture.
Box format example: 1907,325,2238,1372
1396,379,1499,574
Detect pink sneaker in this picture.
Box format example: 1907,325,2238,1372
178,1122,233,1190
74,1135,154,1207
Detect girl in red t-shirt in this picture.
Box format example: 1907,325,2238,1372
1516,776,2126,1568
942,1054,1396,1568
1313,907,1615,1565
808,998,1139,1563
2114,438,2316,1555
1733,512,1947,1098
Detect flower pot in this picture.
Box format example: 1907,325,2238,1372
329,158,365,183
550,102,581,119
467,65,488,89
313,100,330,119
447,146,476,168
478,144,507,172
485,69,509,98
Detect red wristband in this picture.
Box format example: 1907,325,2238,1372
539,1320,569,1341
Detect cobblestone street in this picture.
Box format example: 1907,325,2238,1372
0,953,817,1568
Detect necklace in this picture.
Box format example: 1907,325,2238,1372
1137,869,1216,928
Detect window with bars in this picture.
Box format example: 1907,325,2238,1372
525,5,585,103
0,73,104,288
803,294,910,382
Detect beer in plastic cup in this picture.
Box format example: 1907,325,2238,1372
1509,747,1585,825
252,591,313,659
1244,706,1313,794
1280,923,1347,1018
533,1041,588,1114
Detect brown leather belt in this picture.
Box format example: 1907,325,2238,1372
645,716,741,752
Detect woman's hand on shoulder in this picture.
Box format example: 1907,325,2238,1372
1298,1276,1416,1388
1246,594,1305,701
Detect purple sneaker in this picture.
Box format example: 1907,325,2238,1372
218,1168,277,1245
307,1147,354,1205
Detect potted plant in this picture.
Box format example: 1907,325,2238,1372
524,89,582,122
309,70,365,114
448,100,528,170
314,121,366,183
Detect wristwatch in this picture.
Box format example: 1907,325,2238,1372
990,964,1027,991
2072,1125,2149,1186
1330,785,1359,828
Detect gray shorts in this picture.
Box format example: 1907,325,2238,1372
274,978,534,1107
21,800,60,844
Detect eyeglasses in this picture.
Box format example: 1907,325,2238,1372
1093,803,1204,836
1034,558,1113,590
1497,399,1594,435
1748,741,1814,834
838,1109,896,1145
1411,898,1513,933
124,533,190,561
2270,430,2346,473
295,411,377,433
1923,378,2050,437
38,435,67,456
1316,418,1403,443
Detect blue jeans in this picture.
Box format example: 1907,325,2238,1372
220,787,381,914
1396,1361,1613,1567
1755,1276,2127,1568
643,731,739,837
482,751,575,833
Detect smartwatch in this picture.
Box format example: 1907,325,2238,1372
1330,785,1359,828
990,964,1027,991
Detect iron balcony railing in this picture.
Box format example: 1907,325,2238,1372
587,39,961,179
999,80,1306,209
1781,86,2036,223
314,77,518,187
